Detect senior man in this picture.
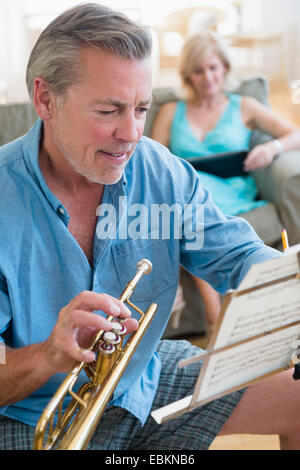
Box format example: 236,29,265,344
0,3,299,450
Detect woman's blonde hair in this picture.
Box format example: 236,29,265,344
179,30,236,99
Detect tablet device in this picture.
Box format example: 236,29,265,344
186,150,248,178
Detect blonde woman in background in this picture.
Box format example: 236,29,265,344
151,30,300,331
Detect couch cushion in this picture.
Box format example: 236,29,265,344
0,103,37,146
238,202,282,246
144,87,180,137
253,150,300,246
233,75,270,106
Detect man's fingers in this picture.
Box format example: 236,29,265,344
68,291,132,319
47,294,138,371
62,341,96,364
65,314,138,364
122,317,139,333
68,309,112,330
69,311,139,336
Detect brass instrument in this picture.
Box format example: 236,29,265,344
34,259,157,450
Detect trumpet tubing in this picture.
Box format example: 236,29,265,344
33,259,157,450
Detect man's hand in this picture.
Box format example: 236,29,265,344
40,291,138,373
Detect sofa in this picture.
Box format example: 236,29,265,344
0,75,300,337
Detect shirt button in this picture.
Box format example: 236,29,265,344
58,207,65,215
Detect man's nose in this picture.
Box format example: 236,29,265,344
114,112,139,142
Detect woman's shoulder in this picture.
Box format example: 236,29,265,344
240,95,263,115
158,100,180,116
154,100,183,125
239,95,266,128
229,93,258,106
151,100,181,144
229,93,261,113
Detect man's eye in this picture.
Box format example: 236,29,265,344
137,107,149,114
97,110,116,115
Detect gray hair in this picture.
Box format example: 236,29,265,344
26,3,152,101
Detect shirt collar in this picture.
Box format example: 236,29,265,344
23,119,64,214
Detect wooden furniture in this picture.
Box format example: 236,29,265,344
226,31,285,81
154,7,227,70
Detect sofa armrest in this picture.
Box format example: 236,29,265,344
251,150,300,245
144,87,180,137
0,103,37,146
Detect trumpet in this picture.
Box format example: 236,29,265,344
33,259,157,450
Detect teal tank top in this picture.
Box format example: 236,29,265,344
170,93,251,158
169,94,267,216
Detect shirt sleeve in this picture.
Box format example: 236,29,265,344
172,156,282,294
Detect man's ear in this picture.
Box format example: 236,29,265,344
33,77,55,120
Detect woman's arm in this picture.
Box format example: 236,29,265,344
150,101,177,146
242,96,300,171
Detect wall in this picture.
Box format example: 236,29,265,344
0,2,29,103
259,0,300,82
1,0,300,103
0,0,143,103
0,0,241,103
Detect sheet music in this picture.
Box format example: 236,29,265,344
194,324,300,404
214,273,300,349
238,244,300,291
151,246,300,424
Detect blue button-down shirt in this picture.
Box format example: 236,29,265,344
0,120,281,427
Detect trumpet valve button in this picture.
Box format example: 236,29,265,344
117,324,127,335
112,334,121,345
99,342,115,354
103,331,121,345
103,331,118,344
110,321,127,335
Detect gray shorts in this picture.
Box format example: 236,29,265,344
0,340,244,450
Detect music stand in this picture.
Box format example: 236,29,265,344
152,246,300,424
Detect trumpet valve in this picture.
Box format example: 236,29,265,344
99,342,116,354
110,321,127,336
102,331,121,346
